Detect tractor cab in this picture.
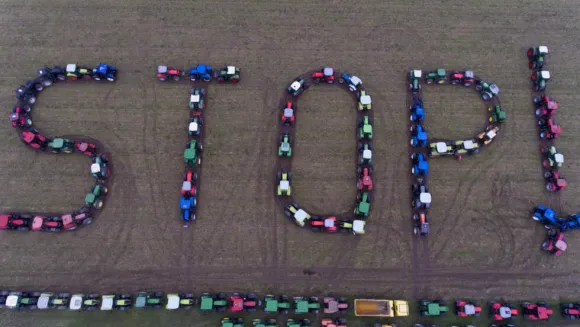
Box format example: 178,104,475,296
100,295,114,310
5,293,21,309
539,70,551,81
284,108,294,120
69,294,84,310
66,64,78,77
280,140,290,153
37,293,53,309
189,121,200,134
352,220,365,235
420,193,431,206
166,294,180,310
294,209,309,226
289,81,302,93
499,306,516,319
279,180,290,192
323,67,334,77
90,163,102,176
359,91,372,110
362,148,372,161
190,94,200,105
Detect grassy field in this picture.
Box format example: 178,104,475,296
1,0,580,326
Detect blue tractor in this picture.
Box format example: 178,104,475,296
92,63,117,82
410,152,429,176
410,97,425,122
189,64,213,82
410,124,428,147
561,214,580,232
180,195,197,224
339,73,362,92
532,206,563,228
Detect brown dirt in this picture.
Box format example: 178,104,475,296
1,1,580,326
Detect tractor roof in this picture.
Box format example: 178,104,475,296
227,66,236,74
323,67,334,76
541,71,551,79
412,70,422,78
417,132,427,141
190,94,200,103
37,294,51,309
182,181,192,192
279,180,290,191
350,76,362,85
363,149,372,159
555,153,564,163
486,130,497,139
90,163,101,174
436,142,448,153
157,66,167,73
70,295,83,310
294,209,309,223
418,161,428,170
463,140,475,149
420,192,432,204
358,201,370,212
66,64,77,72
284,108,294,118
539,46,548,54
290,81,302,91
465,70,474,78
52,138,65,147
189,122,199,132
489,84,499,94
499,306,512,318
363,124,372,133
360,94,372,105
353,220,365,234
324,218,335,228
436,68,446,75
6,295,19,307
280,142,290,150
101,296,114,310
166,295,180,309
463,304,476,315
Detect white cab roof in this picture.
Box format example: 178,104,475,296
541,71,551,79
555,153,564,163
157,66,167,73
294,209,309,222
324,218,335,228
539,46,548,54
360,95,372,105
465,71,474,78
182,181,192,191
279,180,290,190
227,66,236,74
353,220,365,234
70,295,83,310
284,108,294,117
487,130,497,139
166,295,180,310
413,70,422,78
350,76,362,85
189,122,199,132
363,149,372,159
6,295,19,308
420,192,432,203
323,67,334,76
436,142,447,153
463,140,474,149
100,296,114,310
66,64,77,72
91,163,101,173
37,294,51,309
190,94,200,103
290,81,301,91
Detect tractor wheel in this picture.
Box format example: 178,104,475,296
531,73,537,81
26,118,33,126
539,132,547,139
95,199,104,209
426,79,433,84
158,77,166,81
413,214,419,221
529,61,536,69
65,225,77,231
482,93,491,101
82,217,93,225
451,79,458,85
103,187,109,195
535,108,543,117
463,81,472,87
231,78,239,83
546,183,554,192
28,96,37,104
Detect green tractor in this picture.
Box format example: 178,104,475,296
286,319,311,327
253,319,278,327
85,182,108,209
184,139,202,166
488,105,507,123
354,192,371,218
200,293,227,312
264,295,291,314
475,80,499,100
293,297,320,314
222,317,244,327
408,70,422,91
48,137,74,154
425,68,446,84
358,115,373,140
216,66,240,83
278,133,292,157
419,300,449,316
532,70,550,92
134,292,164,309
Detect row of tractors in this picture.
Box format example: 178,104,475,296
275,68,373,235
407,69,506,236
155,64,241,225
526,46,565,193
4,291,580,325
1,64,117,232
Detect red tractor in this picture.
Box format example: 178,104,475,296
538,119,561,140
542,229,567,256
534,95,558,119
449,70,475,86
281,101,295,125
521,302,553,320
545,171,566,192
312,67,335,84
489,301,519,321
75,141,97,156
323,297,348,314
9,105,32,128
310,216,338,232
456,300,482,317
20,129,49,150
562,303,580,319
181,171,197,196
321,318,347,327
228,293,260,312
157,66,184,81
357,167,373,191
31,216,63,232
0,214,32,231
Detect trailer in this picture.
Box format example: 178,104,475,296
354,299,409,317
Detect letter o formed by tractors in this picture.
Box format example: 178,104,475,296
275,68,374,235
2,63,117,232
